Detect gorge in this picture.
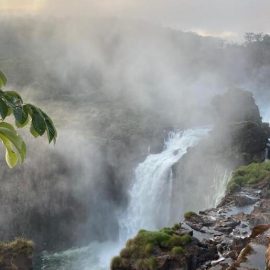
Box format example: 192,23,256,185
0,8,270,270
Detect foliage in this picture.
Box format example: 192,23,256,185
171,246,184,255
111,226,192,270
184,211,197,220
134,257,157,270
227,161,270,193
0,70,57,168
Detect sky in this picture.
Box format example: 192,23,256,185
0,0,269,40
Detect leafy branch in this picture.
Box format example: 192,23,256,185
0,71,57,168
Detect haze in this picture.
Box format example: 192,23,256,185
1,0,270,40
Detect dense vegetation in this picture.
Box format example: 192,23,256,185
111,224,192,270
227,161,270,192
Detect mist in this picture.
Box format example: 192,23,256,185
0,2,270,269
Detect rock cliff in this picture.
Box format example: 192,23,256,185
112,161,270,270
112,90,270,270
171,89,270,216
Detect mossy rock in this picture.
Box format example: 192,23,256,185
227,161,270,193
0,238,33,256
172,223,181,230
168,234,192,247
111,227,192,269
171,246,184,255
0,238,34,270
184,211,197,220
134,257,157,270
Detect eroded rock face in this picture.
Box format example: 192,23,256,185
211,89,262,125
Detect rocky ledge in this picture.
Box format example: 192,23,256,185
0,238,33,270
111,161,270,270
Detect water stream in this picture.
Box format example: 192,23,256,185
38,128,209,270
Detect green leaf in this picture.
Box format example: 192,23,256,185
0,71,7,88
3,91,23,107
32,108,46,136
40,110,57,143
0,99,9,120
30,124,40,137
25,104,48,137
13,106,28,126
0,122,16,132
0,122,26,168
1,136,19,168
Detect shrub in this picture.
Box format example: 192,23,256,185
184,211,196,219
171,246,184,255
168,234,192,247
134,257,157,270
227,161,270,193
110,256,122,268
168,236,183,247
114,228,192,269
172,223,181,230
144,243,154,255
180,234,192,245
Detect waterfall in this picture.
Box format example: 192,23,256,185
119,128,210,240
205,168,232,207
38,128,209,270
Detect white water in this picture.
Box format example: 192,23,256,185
39,128,209,270
206,168,232,207
119,128,210,240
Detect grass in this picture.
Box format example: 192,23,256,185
171,246,184,255
111,226,192,269
227,161,270,193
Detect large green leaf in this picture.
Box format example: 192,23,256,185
0,122,26,168
2,91,23,108
0,99,9,120
14,106,28,127
1,136,19,168
40,110,57,143
0,71,7,88
25,104,57,143
25,104,46,136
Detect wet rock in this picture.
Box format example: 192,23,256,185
234,195,257,207
113,161,270,270
214,219,240,234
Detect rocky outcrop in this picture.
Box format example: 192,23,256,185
112,161,270,270
171,90,270,217
0,239,33,270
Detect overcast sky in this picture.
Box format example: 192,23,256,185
1,0,269,39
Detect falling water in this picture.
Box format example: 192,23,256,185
119,128,210,240
205,168,232,207
38,128,209,270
